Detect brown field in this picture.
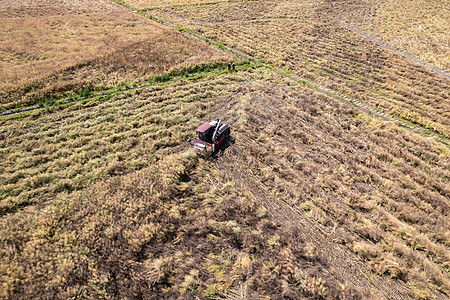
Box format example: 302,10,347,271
1,67,449,298
343,0,449,70
149,0,450,137
0,0,230,111
120,0,230,9
1,0,449,298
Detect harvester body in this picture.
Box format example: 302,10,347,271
187,119,230,156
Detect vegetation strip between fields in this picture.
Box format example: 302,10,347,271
0,61,263,119
136,0,257,11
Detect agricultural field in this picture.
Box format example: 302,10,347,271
118,0,230,9
343,0,449,70
149,0,449,137
0,68,241,215
1,0,449,299
0,0,230,111
1,66,449,298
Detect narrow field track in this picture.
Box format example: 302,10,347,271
149,8,449,144
213,147,412,299
335,4,450,80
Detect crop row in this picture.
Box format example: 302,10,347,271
150,0,449,137
210,68,449,297
0,70,255,214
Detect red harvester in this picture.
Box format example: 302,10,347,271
187,119,231,156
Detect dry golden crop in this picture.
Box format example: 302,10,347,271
0,70,240,214
343,0,449,70
0,68,364,298
1,0,449,298
216,68,449,298
1,65,449,298
0,0,230,111
149,0,449,137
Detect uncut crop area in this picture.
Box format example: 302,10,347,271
1,0,449,299
0,0,230,110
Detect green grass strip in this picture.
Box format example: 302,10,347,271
0,61,266,121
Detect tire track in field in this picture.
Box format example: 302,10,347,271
334,3,450,80
5,0,444,144
145,14,306,26
84,3,445,297
212,140,412,299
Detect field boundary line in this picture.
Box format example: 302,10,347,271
0,62,264,119
112,0,253,60
130,5,448,143
334,3,450,80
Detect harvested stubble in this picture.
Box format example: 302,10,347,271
1,0,449,298
217,68,449,298
0,71,244,214
0,149,367,299
1,69,368,299
1,67,448,298
0,0,230,111
344,0,449,70
150,0,449,137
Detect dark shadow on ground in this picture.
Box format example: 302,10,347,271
211,136,235,159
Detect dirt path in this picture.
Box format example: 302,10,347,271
14,1,432,298
334,3,450,80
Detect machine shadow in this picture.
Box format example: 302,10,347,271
211,136,235,159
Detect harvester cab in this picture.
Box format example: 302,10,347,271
187,119,231,156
